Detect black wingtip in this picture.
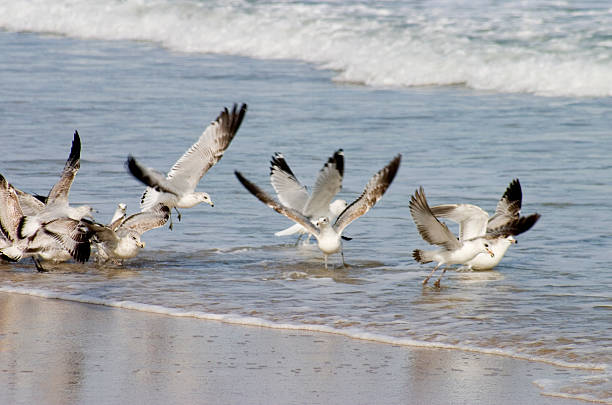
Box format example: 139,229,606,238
270,152,297,178
67,130,81,168
332,149,345,178
502,178,522,209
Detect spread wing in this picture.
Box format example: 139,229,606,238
119,204,170,235
235,171,319,237
429,203,489,241
303,149,344,218
0,174,24,241
269,152,309,211
126,155,180,195
47,131,81,206
14,187,46,216
333,154,400,235
166,103,247,191
41,217,93,263
486,213,540,238
488,178,522,230
409,186,461,251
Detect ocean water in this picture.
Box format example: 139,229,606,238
0,0,611,402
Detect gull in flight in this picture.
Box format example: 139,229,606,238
236,154,401,269
17,131,95,240
85,203,170,264
410,187,496,287
0,173,93,271
430,179,540,270
269,150,347,243
127,103,247,229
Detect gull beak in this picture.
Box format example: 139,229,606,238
138,241,146,249
487,248,494,258
209,201,215,207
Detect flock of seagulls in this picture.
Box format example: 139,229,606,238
0,103,540,286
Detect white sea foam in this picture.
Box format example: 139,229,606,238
1,285,606,374
1,0,611,97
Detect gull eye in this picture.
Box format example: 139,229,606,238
484,243,489,248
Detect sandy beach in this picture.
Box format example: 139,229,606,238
0,292,586,405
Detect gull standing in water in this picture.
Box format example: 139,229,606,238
18,131,95,239
0,173,93,271
126,103,247,229
86,203,170,264
236,155,401,269
430,179,540,270
410,187,495,287
269,150,347,243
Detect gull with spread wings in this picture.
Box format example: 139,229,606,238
85,203,170,264
269,150,347,243
127,103,247,229
429,179,540,270
236,154,401,269
17,131,95,239
410,187,495,287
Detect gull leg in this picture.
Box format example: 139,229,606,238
294,233,304,246
168,216,174,231
433,267,449,288
341,242,348,268
324,255,328,270
174,208,182,222
423,263,441,285
33,257,47,273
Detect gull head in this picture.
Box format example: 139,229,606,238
196,192,214,207
129,232,145,249
329,199,348,216
315,217,330,228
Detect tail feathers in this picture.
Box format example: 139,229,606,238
274,223,306,237
412,249,433,264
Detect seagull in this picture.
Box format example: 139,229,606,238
18,131,95,239
126,103,247,229
269,150,347,243
430,179,540,270
86,203,170,264
409,187,496,287
0,173,93,271
235,154,401,269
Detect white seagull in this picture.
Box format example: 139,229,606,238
86,203,170,264
430,179,540,270
269,150,347,243
410,187,495,287
109,203,127,226
236,154,401,269
18,131,95,240
0,173,93,271
126,103,247,229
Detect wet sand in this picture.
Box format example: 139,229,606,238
0,292,584,405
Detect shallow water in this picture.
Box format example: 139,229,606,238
1,3,611,402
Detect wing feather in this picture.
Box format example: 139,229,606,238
409,186,461,250
430,203,489,241
488,178,522,230
333,154,400,234
166,103,247,191
269,153,309,210
47,131,81,206
303,149,344,218
0,174,24,242
235,171,319,237
120,204,170,235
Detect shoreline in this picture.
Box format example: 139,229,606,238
0,291,588,405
